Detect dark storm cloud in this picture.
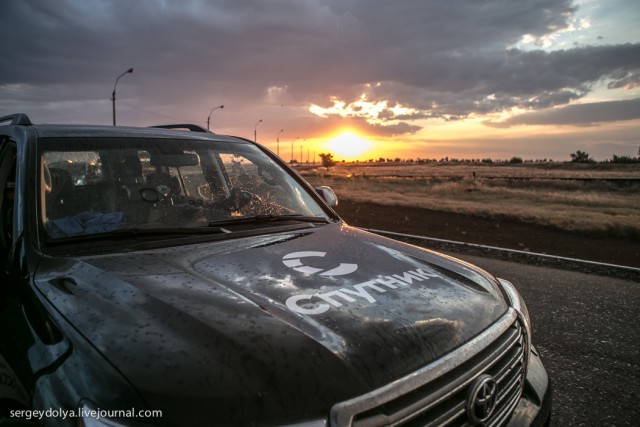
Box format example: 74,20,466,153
351,44,640,118
486,98,640,127
1,0,638,131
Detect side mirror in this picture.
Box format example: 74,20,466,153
314,186,338,208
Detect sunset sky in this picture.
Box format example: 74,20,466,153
1,0,639,161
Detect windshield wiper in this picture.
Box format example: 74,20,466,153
46,226,230,245
207,214,330,228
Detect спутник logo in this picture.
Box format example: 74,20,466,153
282,251,358,276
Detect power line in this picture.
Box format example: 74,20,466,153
0,83,71,101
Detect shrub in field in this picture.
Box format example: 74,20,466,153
319,153,337,171
570,150,595,163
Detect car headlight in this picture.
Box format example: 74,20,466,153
498,278,532,368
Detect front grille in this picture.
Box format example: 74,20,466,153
331,310,526,427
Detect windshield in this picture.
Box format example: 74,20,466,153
39,137,330,242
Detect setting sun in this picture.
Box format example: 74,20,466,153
325,131,373,161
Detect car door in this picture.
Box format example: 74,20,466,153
0,135,33,416
0,134,72,420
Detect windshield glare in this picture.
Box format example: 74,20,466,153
39,137,329,240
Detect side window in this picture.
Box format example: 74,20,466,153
218,153,262,191
0,138,17,252
41,150,107,221
43,151,103,186
167,151,203,197
217,152,294,211
144,150,207,200
138,150,154,179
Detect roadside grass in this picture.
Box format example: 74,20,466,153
300,163,640,238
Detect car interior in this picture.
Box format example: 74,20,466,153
39,140,321,239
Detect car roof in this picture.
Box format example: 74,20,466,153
29,124,250,144
0,113,250,145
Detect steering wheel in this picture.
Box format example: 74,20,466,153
155,183,175,199
225,188,261,211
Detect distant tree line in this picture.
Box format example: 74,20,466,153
318,148,640,165
569,149,640,164
358,157,551,164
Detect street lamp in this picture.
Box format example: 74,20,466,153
111,68,134,126
276,129,284,157
291,136,300,164
207,105,224,131
254,119,263,142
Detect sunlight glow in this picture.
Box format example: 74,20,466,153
325,131,373,161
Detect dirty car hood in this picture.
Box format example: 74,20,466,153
35,223,508,424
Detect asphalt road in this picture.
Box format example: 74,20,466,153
449,253,640,427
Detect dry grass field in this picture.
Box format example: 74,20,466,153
300,162,640,239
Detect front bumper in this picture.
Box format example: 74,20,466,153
508,345,552,426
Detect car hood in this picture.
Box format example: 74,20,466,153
35,223,508,425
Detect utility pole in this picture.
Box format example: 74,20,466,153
207,105,224,131
277,129,284,157
111,68,134,126
254,119,263,142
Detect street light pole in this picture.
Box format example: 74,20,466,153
291,136,299,164
277,129,284,157
207,105,224,131
254,119,263,142
111,68,134,126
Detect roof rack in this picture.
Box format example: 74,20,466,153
149,124,209,133
0,113,32,126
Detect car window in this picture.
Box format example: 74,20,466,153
217,152,299,213
38,137,329,243
163,150,204,198
45,151,103,186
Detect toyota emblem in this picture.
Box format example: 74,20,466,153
467,374,498,424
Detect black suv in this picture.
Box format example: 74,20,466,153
0,113,551,426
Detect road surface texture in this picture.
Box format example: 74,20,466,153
454,255,640,427
335,201,639,425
